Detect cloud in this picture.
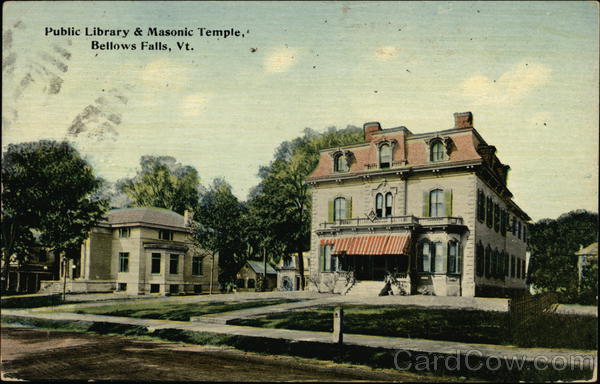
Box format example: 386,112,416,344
374,46,398,60
264,47,298,73
181,93,208,117
462,62,551,105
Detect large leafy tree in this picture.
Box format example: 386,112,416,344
118,155,199,215
1,140,108,290
190,178,246,291
528,209,598,303
248,126,364,289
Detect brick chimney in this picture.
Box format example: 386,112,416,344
454,112,473,129
184,209,194,227
363,122,382,141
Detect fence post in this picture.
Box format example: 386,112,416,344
333,306,344,344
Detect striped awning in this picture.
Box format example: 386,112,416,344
320,235,410,256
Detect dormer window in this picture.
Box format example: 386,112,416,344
379,143,392,168
334,153,348,172
430,140,445,162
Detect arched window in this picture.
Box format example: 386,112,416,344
333,197,346,221
375,193,383,218
379,143,392,168
430,141,445,162
429,189,444,217
385,193,393,217
334,153,348,172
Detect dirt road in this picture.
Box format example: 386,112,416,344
1,326,436,382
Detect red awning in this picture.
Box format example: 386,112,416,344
320,235,410,255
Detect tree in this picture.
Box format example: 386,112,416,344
118,155,199,215
1,140,108,291
189,178,246,292
247,126,364,289
528,209,598,303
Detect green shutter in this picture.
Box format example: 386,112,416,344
444,190,453,216
328,200,334,222
347,198,353,219
422,191,430,217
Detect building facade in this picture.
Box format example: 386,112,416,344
276,253,309,291
306,112,530,297
41,207,219,295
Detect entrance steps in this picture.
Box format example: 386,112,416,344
344,280,387,296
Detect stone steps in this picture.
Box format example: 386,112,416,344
345,281,387,296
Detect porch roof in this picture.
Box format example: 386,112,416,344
320,235,411,256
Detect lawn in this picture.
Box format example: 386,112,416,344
73,299,299,321
228,305,597,350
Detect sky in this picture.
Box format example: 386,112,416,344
3,1,598,221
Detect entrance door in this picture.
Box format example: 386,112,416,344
355,255,372,280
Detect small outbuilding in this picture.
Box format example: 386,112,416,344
235,260,277,291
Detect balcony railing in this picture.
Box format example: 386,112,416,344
318,216,464,230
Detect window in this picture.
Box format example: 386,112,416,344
493,204,500,232
511,255,516,278
485,245,492,278
236,279,245,288
430,141,445,162
385,193,393,217
150,284,160,293
119,252,129,273
194,284,202,294
512,217,517,235
521,259,526,279
375,193,383,218
283,256,293,268
447,241,461,274
169,284,179,294
523,225,527,243
151,253,161,274
420,241,443,273
517,221,522,239
169,254,179,274
516,259,521,279
500,209,507,236
119,228,130,238
476,242,484,277
159,230,173,240
429,189,444,217
334,154,348,172
192,256,203,275
333,197,346,221
486,197,493,228
118,283,127,291
322,245,335,272
477,190,485,222
379,143,392,168
421,242,431,272
504,252,509,277
247,279,255,289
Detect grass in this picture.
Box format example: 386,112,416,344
228,305,598,350
72,299,299,321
